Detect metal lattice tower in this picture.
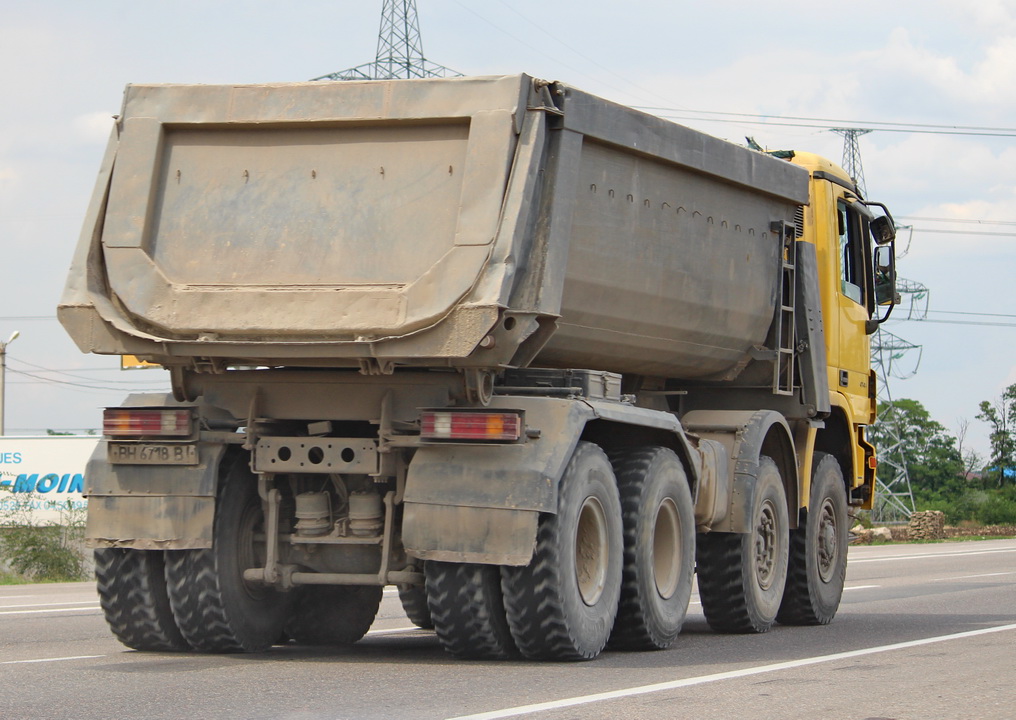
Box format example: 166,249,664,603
870,329,920,521
313,0,461,81
832,128,873,196
834,128,917,522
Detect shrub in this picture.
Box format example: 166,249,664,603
0,491,87,582
976,495,1016,526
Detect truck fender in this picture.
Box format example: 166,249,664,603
682,410,798,533
403,396,594,566
403,395,702,566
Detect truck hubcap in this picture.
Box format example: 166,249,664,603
575,496,609,606
754,500,779,590
816,498,838,583
653,498,681,600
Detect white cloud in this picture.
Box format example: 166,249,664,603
861,26,1016,113
971,36,1016,102
0,0,1012,456
71,112,115,145
950,0,1016,34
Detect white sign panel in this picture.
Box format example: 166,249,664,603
0,436,97,524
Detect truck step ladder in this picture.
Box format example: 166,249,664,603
772,222,797,396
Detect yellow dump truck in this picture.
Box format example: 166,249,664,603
59,74,897,660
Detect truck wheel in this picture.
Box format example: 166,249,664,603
501,441,622,661
696,455,789,633
398,580,434,630
95,548,190,651
607,447,695,651
285,585,382,645
778,452,848,625
426,562,516,659
165,457,286,652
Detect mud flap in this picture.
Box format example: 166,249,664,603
84,440,226,549
403,396,592,565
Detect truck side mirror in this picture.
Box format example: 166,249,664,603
874,245,896,307
866,243,898,334
870,215,895,245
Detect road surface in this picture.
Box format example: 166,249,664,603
1,539,1014,719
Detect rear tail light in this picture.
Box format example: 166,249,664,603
420,411,522,442
103,408,193,438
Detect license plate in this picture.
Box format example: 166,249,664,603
108,443,198,465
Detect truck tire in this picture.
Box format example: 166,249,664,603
696,455,789,633
425,562,517,659
398,581,434,630
778,452,848,625
285,585,382,645
95,548,190,651
165,457,286,652
501,441,622,661
607,447,695,651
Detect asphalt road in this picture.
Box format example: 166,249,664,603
1,539,1014,720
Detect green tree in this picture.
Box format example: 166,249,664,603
868,398,965,498
976,383,1016,488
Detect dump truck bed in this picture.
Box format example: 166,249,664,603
59,74,808,381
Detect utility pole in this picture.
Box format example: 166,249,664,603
0,330,20,435
833,129,917,523
314,0,461,81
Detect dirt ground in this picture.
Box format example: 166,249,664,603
853,524,1016,544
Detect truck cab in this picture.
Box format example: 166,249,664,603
791,151,896,507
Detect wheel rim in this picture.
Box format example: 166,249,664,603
653,498,681,600
238,498,271,600
575,495,609,606
816,497,838,583
754,499,779,591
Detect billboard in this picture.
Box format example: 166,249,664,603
0,436,97,524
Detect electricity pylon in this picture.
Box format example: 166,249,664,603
314,0,461,81
834,128,918,523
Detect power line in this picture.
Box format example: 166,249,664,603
9,362,165,384
898,216,1016,226
912,228,1016,237
6,368,167,392
445,1,616,95
926,310,1016,318
313,0,460,81
897,318,1016,328
634,107,1016,137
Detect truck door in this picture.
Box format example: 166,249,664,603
833,198,875,421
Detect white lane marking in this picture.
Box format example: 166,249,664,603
1,655,105,666
446,623,1016,720
843,584,880,591
942,571,1016,581
0,606,101,616
365,626,427,637
850,547,1016,564
0,601,100,610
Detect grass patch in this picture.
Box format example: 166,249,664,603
0,490,88,583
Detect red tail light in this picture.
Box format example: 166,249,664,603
103,408,192,438
420,411,522,442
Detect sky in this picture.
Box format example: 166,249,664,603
1,0,1014,462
